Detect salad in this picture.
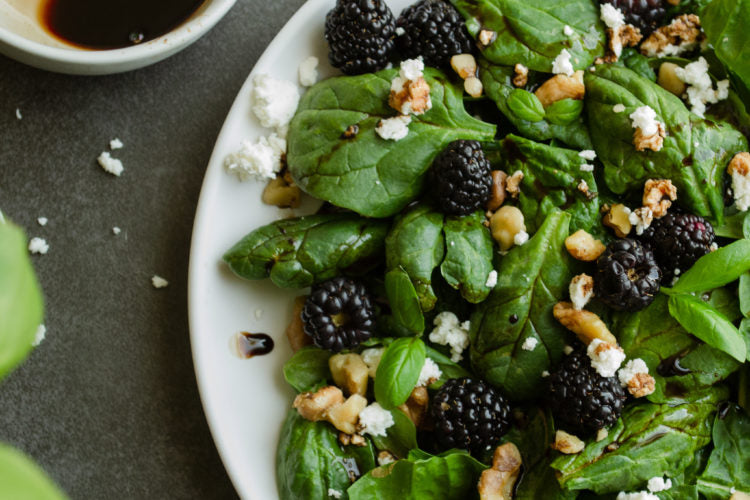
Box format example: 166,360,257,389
220,0,750,498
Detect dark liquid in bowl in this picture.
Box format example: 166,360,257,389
41,0,205,50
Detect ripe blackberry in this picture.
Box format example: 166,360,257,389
600,0,669,36
430,378,511,455
641,213,715,282
325,0,397,75
429,140,492,215
595,238,661,311
547,348,627,436
302,277,375,352
395,0,474,68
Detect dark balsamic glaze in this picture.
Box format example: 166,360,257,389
235,332,274,359
657,353,692,377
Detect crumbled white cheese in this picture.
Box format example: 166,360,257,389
37,217,48,226
358,403,394,437
298,56,319,87
629,207,653,235
112,226,121,235
151,275,169,289
629,106,661,137
32,324,46,347
552,49,575,76
564,345,574,355
395,26,406,36
417,358,442,387
587,338,625,377
563,25,574,36
28,237,49,255
521,337,539,351
541,370,550,377
378,453,396,466
327,488,343,499
251,73,300,130
485,270,498,288
429,311,470,362
674,57,730,117
580,163,595,172
570,274,593,310
97,152,124,176
579,150,597,161
400,57,425,81
730,167,750,211
15,108,22,120
514,231,529,246
224,133,286,181
110,138,124,150
616,492,659,500
600,4,625,29
613,103,626,113
647,477,672,493
361,347,385,378
376,115,411,141
618,358,649,387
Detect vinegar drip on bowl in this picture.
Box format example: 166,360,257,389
231,332,274,359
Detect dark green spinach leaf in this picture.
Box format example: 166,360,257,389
713,211,749,239
385,268,425,336
696,405,750,499
545,99,584,125
369,408,418,459
702,0,750,99
667,239,750,294
374,338,426,408
283,346,331,393
440,211,494,304
740,272,750,318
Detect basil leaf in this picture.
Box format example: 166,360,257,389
667,293,746,362
287,69,495,218
470,211,573,401
385,268,425,336
669,239,750,294
283,346,331,393
551,387,727,494
440,211,494,304
385,204,445,311
374,338,426,408
507,88,545,122
545,98,584,125
277,410,376,500
0,220,44,381
449,0,605,72
696,405,750,499
702,0,750,98
223,214,389,289
0,443,66,500
740,272,750,318
369,408,417,459
585,65,747,221
348,450,486,499
424,346,471,389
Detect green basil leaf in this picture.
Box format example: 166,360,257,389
374,338,426,408
470,211,573,401
696,405,750,499
287,68,495,218
223,214,389,289
449,0,605,72
0,220,44,381
283,346,331,393
545,98,584,125
385,268,425,336
0,443,67,500
668,293,746,362
369,408,417,459
507,88,545,122
277,410,376,500
440,211,494,304
702,0,750,98
551,387,727,494
669,239,750,294
740,272,750,318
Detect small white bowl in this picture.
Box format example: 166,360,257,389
0,0,236,75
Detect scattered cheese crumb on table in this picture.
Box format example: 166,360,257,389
37,217,48,226
112,227,121,235
151,275,169,289
28,237,49,255
110,138,124,150
32,324,46,347
15,108,22,120
97,152,124,176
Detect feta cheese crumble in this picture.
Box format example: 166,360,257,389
112,226,121,235
224,133,286,181
521,337,539,351
390,58,432,115
616,492,659,500
358,403,394,437
327,488,343,499
600,4,625,29
110,138,124,150
376,115,411,141
251,74,300,129
298,56,319,87
613,103,626,113
417,358,442,386
151,275,169,289
579,150,597,161
28,237,49,255
362,347,385,378
569,274,594,310
580,163,595,172
429,311,470,362
541,370,550,377
587,338,625,377
97,152,124,176
552,49,575,76
514,230,529,246
618,358,649,387
629,106,660,137
563,25,574,36
629,207,653,235
674,57,730,117
15,108,22,120
647,476,672,493
400,57,425,81
395,26,406,36
485,270,498,288
37,217,48,226
32,324,46,347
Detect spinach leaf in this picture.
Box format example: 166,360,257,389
545,99,584,125
667,293,746,362
713,211,749,239
0,443,67,500
551,387,727,494
479,60,592,149
696,405,750,499
374,337,426,408
277,410,376,500
449,0,605,72
369,408,418,459
0,220,44,381
585,64,748,221
223,214,389,289
385,268,425,336
702,0,750,98
470,211,573,401
616,47,656,81
348,450,486,499
440,211,494,304
283,346,331,393
740,272,750,318
287,69,495,218
424,346,471,388
494,135,600,234
506,88,545,122
667,239,750,294
386,204,445,312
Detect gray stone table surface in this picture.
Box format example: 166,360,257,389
0,0,306,497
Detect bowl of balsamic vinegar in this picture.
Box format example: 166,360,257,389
0,0,236,74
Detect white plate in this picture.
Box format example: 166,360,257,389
188,0,410,497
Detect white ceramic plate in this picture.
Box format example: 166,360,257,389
188,0,410,497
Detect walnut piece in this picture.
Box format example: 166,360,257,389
627,373,656,398
552,430,585,454
390,76,431,115
487,170,508,211
728,152,750,177
643,179,677,218
286,295,312,352
641,14,702,58
293,386,345,422
512,63,528,88
658,62,688,96
450,54,477,80
633,121,666,152
596,428,609,442
339,432,367,447
490,205,526,252
377,450,397,465
565,230,606,261
477,443,522,500
534,70,585,107
478,29,497,47
607,24,643,61
464,77,484,98
553,302,618,346
262,170,301,208
329,353,369,397
505,170,524,198
327,394,368,434
397,386,429,429
603,203,632,238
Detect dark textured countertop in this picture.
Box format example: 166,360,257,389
0,0,305,497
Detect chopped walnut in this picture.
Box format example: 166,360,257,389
552,430,585,454
329,353,369,397
553,302,618,346
505,170,524,198
478,29,497,47
577,179,597,201
339,432,367,447
534,71,585,107
565,230,606,261
341,124,359,139
666,0,680,5
512,63,529,88
487,170,508,211
286,296,312,352
478,443,522,500
640,14,702,58
658,62,688,97
262,169,301,208
643,179,677,218
633,121,666,152
596,428,609,442
451,54,478,80
603,203,633,238
327,394,368,434
607,24,643,61
490,205,526,251
627,373,656,398
398,386,429,429
377,450,397,465
293,386,345,422
728,152,750,177
464,77,484,98
390,76,432,115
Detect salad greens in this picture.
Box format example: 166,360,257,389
696,405,750,498
702,0,750,101
374,337,426,408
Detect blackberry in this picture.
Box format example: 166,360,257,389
641,213,715,282
595,238,661,311
302,277,375,352
325,0,397,75
395,0,474,68
600,0,669,36
547,348,627,436
430,378,511,455
429,140,492,215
